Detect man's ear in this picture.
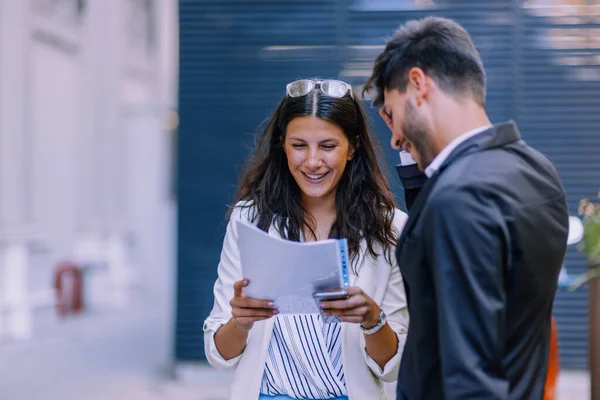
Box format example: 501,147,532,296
407,67,429,106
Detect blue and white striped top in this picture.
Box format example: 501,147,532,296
260,314,347,399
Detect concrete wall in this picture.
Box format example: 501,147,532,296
0,0,177,340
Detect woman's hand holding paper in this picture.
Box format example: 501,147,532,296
230,279,279,333
319,286,381,327
320,286,398,370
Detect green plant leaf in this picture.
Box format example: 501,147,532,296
567,264,600,292
582,218,600,260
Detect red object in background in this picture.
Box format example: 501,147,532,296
53,261,84,316
544,316,560,400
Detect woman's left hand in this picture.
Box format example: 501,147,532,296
319,286,381,328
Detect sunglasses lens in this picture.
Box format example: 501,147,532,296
321,80,349,98
288,80,315,98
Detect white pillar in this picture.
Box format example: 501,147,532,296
2,242,32,339
67,0,109,311
88,0,133,306
0,0,29,226
0,0,32,340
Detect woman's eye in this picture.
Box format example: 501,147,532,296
291,143,306,148
322,145,336,150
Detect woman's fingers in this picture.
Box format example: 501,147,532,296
232,307,279,319
334,315,364,324
320,292,366,311
233,279,249,298
319,287,380,325
323,306,369,319
231,279,276,309
231,279,278,333
233,297,275,309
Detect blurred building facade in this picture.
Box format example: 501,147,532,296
0,0,178,341
177,0,600,371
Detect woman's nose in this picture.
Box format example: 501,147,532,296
306,148,322,168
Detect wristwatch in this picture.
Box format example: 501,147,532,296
360,309,387,335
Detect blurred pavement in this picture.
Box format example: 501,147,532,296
0,287,590,400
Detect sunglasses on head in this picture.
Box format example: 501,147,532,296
285,79,354,99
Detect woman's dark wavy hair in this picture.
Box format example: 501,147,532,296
228,80,398,269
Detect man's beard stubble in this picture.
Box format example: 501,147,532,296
402,101,434,172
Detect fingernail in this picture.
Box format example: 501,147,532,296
319,303,325,308
243,279,249,285
273,310,279,315
267,302,274,307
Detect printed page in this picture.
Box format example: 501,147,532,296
236,220,345,313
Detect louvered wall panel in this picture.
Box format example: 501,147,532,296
515,1,600,369
177,0,597,368
176,0,340,360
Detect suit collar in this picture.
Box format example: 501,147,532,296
397,121,521,248
436,120,521,175
424,124,492,177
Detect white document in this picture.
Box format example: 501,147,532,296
236,220,349,314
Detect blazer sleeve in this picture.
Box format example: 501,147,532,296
425,186,509,399
362,210,410,382
202,204,253,370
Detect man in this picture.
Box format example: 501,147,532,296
364,17,569,399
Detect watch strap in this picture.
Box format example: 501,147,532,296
360,309,386,335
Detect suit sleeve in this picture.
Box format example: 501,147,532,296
425,187,509,399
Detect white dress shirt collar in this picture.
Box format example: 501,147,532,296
424,124,492,178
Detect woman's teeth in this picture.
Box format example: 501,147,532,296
304,172,326,179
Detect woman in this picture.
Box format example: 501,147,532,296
203,79,409,400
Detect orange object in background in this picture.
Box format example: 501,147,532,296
544,317,560,400
53,261,84,316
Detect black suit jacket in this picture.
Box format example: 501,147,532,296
395,121,568,400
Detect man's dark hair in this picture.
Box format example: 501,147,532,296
363,16,486,107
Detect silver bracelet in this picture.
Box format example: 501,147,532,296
360,309,386,335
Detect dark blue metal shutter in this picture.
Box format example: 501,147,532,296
176,0,340,361
344,0,594,370
177,0,597,367
516,2,600,369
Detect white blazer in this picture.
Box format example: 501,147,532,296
203,203,409,400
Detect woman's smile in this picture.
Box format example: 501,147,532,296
301,171,330,183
